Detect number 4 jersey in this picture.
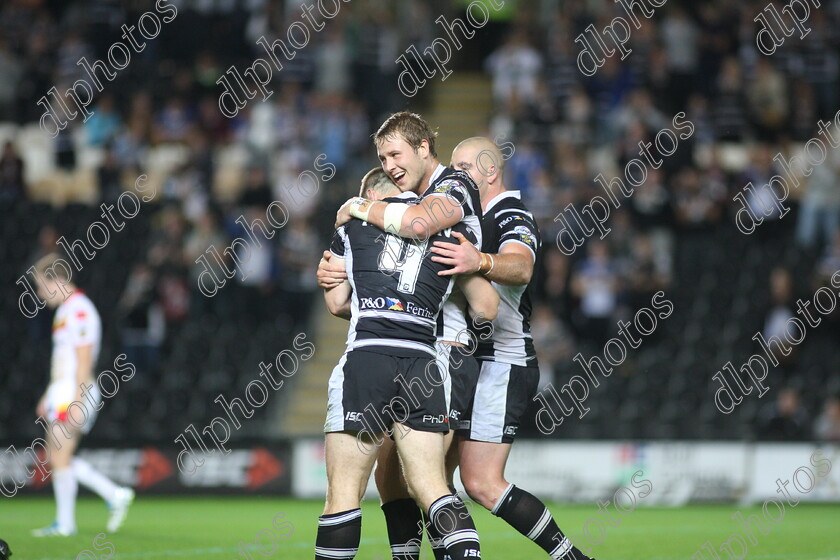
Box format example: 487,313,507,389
330,192,476,357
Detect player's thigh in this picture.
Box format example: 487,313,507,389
374,436,411,502
393,427,448,510
46,427,81,469
457,438,511,484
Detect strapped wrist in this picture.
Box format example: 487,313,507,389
479,252,495,275
349,198,373,222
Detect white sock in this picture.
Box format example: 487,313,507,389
73,458,119,504
53,467,77,531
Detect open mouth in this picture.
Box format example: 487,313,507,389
392,170,406,184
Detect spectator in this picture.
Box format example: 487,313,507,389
796,144,840,252
571,240,621,346
761,268,798,374
746,58,788,142
0,140,25,204
755,387,810,441
485,29,543,114
117,263,165,378
276,216,320,332
814,394,840,442
661,5,699,112
84,94,122,147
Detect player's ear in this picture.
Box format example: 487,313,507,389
416,139,430,159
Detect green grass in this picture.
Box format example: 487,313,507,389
5,496,840,560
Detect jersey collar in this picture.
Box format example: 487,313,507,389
484,190,521,214
428,164,446,188
386,191,419,202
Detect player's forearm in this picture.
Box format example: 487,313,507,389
459,274,499,321
481,252,533,286
352,198,461,241
324,282,352,317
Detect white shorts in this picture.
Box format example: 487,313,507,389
457,361,539,444
46,382,101,435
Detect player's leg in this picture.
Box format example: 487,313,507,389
33,415,81,536
423,343,472,559
316,431,378,560
394,355,480,560
393,427,481,560
318,350,393,560
65,384,135,531
374,437,423,560
458,361,594,560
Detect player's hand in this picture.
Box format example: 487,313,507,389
335,198,356,228
317,250,347,289
431,231,481,276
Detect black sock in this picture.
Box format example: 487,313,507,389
381,498,422,560
429,495,480,560
493,485,591,560
425,486,459,560
315,509,362,560
422,509,449,560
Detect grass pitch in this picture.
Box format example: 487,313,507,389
6,496,840,560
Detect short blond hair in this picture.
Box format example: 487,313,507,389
373,112,438,158
359,167,399,198
33,252,73,284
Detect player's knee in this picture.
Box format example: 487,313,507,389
459,472,497,510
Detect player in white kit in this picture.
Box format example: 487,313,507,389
31,253,134,537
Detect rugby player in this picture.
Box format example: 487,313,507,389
316,167,497,560
321,112,487,559
431,137,595,559
30,253,134,537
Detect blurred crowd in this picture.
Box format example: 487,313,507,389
486,1,840,441
2,0,840,440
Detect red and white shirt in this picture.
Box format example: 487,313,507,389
50,291,101,387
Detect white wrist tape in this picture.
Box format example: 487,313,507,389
383,202,409,234
348,198,372,222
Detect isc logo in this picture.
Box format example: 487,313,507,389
464,550,481,557
422,414,448,424
345,412,364,422
503,426,517,436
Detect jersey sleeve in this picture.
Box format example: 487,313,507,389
497,212,540,261
330,226,347,259
425,177,471,217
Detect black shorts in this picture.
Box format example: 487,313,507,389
445,345,480,431
324,348,449,434
454,360,539,444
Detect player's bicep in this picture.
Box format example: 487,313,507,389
499,240,535,263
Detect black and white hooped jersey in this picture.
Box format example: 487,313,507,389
422,165,484,344
474,191,541,367
331,193,472,356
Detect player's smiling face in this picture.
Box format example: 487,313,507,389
376,135,426,194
